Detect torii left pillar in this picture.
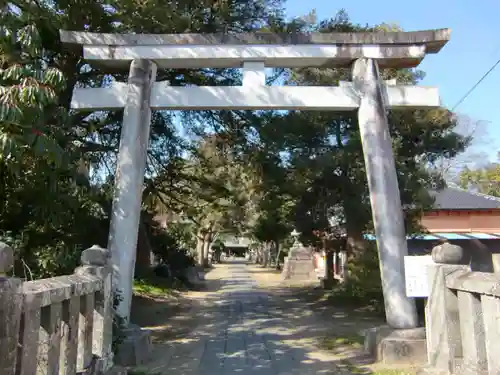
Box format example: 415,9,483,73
108,59,156,324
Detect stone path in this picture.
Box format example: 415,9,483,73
136,260,359,375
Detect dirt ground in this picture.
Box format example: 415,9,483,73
130,262,418,375
246,264,417,374
130,268,223,343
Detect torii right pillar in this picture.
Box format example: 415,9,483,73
353,58,418,330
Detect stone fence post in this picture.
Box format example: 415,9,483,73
424,242,470,374
75,245,114,373
0,242,22,375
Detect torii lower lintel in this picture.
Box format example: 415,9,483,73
71,83,441,111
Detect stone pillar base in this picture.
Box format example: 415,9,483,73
362,325,427,365
114,324,152,367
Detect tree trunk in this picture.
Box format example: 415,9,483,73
269,242,276,268
334,251,340,277
341,251,349,280
136,217,153,272
256,245,262,264
343,230,366,282
321,237,333,282
196,229,205,267
340,159,370,281
262,242,269,267
346,231,367,257
203,232,212,267
275,240,281,270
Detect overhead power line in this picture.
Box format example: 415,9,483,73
452,57,500,111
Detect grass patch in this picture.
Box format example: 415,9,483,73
323,286,385,315
322,338,416,375
129,371,161,375
133,274,185,298
338,360,416,375
318,333,364,350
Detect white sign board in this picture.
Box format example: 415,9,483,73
404,255,435,297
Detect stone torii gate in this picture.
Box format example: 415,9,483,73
60,29,450,333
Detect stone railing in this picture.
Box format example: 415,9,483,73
424,243,500,375
0,243,114,375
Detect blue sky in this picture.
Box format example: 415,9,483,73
285,0,500,162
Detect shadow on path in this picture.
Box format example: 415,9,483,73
132,260,391,375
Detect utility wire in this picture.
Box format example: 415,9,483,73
452,57,500,111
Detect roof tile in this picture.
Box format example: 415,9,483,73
430,186,500,210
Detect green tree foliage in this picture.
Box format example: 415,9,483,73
150,132,262,265
175,11,468,267
0,15,66,171
458,159,500,197
147,220,195,271
0,9,110,278
0,1,469,289
0,0,286,277
280,13,467,255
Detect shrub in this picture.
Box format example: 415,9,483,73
148,222,195,272
330,243,384,313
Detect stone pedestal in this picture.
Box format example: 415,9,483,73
281,244,316,282
114,324,152,367
363,325,427,365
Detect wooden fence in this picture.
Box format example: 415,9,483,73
0,243,114,375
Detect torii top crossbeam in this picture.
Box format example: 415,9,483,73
60,29,450,70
